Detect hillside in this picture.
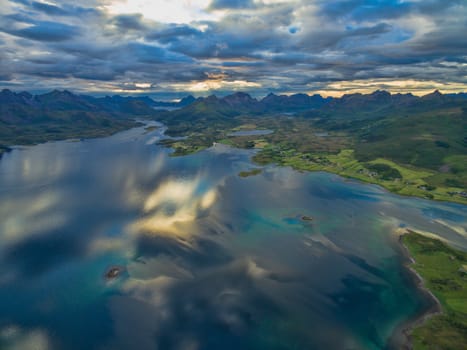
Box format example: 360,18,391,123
0,89,151,150
0,89,197,151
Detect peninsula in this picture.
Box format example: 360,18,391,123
401,231,467,349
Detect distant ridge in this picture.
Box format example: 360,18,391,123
0,89,196,124
156,89,467,123
1,89,467,125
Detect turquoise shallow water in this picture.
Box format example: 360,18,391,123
0,123,465,350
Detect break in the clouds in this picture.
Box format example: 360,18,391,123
0,0,466,97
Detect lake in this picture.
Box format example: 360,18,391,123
0,123,466,350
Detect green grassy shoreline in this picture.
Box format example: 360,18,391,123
161,138,467,205
155,109,467,206
401,231,467,350
252,148,467,205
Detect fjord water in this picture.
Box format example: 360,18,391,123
0,124,466,350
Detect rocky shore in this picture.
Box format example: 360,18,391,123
387,231,443,350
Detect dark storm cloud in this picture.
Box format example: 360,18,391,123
1,20,79,41
10,0,101,17
128,42,193,64
319,0,464,22
320,0,411,21
209,0,255,9
0,0,466,94
346,23,393,37
146,24,203,43
8,0,30,5
164,6,295,59
31,1,70,16
111,14,147,31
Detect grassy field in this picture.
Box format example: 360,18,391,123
253,148,467,204
402,232,467,350
354,109,467,193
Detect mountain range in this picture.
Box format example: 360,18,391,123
2,88,467,126
0,89,195,124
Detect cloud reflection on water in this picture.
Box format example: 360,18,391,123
0,191,66,244
130,176,218,239
0,325,50,350
0,125,466,350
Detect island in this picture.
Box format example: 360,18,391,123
238,168,263,178
401,231,467,349
104,266,125,281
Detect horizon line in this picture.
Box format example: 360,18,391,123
2,87,466,102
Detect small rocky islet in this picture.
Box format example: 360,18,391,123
104,266,125,281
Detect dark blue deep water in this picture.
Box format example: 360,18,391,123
0,123,466,350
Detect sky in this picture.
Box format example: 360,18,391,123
0,0,466,99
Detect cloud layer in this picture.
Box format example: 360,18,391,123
0,0,466,97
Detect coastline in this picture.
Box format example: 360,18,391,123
258,155,467,206
159,140,467,205
388,230,443,350
0,120,141,153
261,158,467,206
322,169,467,206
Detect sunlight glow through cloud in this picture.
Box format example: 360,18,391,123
166,80,262,92
105,0,218,23
312,79,467,97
